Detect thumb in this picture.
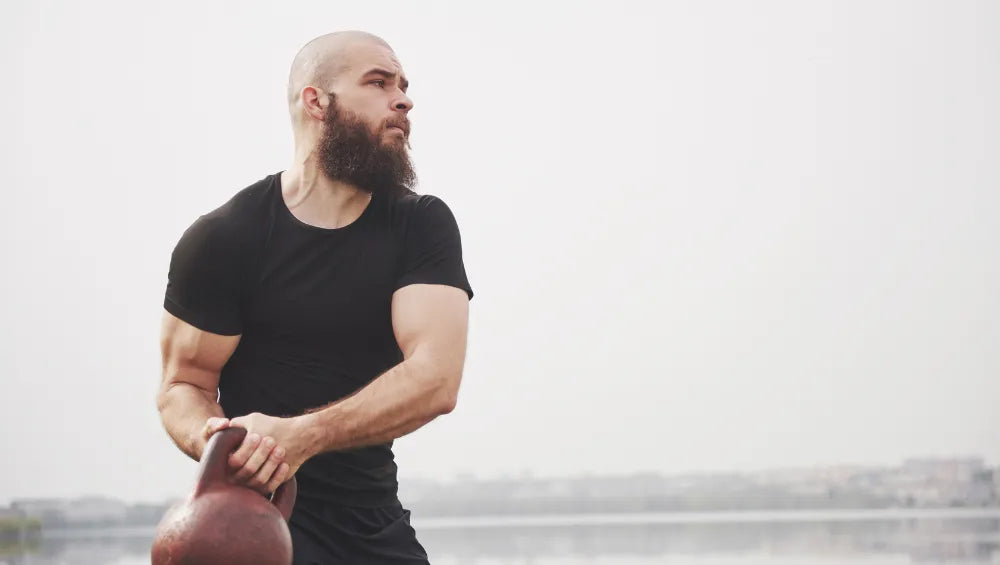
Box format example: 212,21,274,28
207,417,230,432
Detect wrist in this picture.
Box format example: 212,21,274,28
290,412,324,458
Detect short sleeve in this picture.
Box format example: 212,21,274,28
395,196,474,300
163,215,245,335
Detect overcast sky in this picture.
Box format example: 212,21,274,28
1,0,996,505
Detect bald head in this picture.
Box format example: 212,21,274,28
286,31,392,107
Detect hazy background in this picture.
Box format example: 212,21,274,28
0,0,996,507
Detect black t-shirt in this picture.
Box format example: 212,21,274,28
163,172,474,506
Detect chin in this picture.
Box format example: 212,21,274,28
382,137,408,149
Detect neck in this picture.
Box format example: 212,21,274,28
281,145,372,229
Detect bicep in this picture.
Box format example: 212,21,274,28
160,309,241,396
391,284,469,378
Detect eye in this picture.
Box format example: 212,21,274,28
370,79,386,88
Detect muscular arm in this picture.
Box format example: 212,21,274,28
157,311,240,461
297,284,470,452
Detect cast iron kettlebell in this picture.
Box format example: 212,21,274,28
151,427,297,565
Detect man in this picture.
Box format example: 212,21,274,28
157,31,473,564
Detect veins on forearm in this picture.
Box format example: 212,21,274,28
158,383,223,459
305,360,452,452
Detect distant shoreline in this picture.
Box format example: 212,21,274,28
415,507,1000,529
38,507,1000,539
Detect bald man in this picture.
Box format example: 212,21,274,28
157,31,473,564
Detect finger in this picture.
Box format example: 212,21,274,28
234,437,276,484
228,433,262,470
209,417,230,431
209,417,230,434
248,446,285,490
201,417,230,439
232,436,276,482
265,463,291,495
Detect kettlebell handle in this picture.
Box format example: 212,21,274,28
271,474,298,521
196,426,246,489
195,426,297,521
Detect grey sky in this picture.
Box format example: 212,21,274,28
1,0,996,505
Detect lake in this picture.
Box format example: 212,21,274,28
3,509,999,564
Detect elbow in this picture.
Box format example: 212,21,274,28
156,382,184,423
156,383,171,415
437,392,458,415
410,354,463,416
433,372,462,416
155,380,199,416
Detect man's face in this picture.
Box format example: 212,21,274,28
316,41,416,198
328,41,412,151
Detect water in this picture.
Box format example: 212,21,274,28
3,510,999,564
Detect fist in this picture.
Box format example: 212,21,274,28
227,429,290,496
200,415,289,495
228,412,312,495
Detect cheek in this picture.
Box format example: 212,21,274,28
359,110,386,134
339,93,384,123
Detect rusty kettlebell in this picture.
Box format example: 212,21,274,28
151,427,297,565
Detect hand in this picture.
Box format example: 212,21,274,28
198,416,231,458
228,412,313,495
199,415,284,495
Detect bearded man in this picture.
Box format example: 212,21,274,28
157,30,473,564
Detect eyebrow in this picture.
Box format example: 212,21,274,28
362,68,409,91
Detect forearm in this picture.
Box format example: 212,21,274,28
298,358,456,453
157,383,225,461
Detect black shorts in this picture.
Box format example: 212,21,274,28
289,497,430,565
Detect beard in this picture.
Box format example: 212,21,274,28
317,97,416,200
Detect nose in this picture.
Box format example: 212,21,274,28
392,92,413,113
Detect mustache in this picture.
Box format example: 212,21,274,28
382,117,410,135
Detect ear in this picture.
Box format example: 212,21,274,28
301,86,328,121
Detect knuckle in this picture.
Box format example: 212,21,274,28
256,462,275,479
257,450,272,465
239,453,258,468
274,467,288,483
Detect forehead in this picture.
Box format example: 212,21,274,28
340,41,405,79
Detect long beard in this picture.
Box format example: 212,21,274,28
317,100,416,200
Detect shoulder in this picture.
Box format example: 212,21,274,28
177,173,278,249
388,192,460,229
391,191,445,210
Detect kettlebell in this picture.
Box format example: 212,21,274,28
151,427,298,565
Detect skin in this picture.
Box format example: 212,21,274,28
157,31,469,495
